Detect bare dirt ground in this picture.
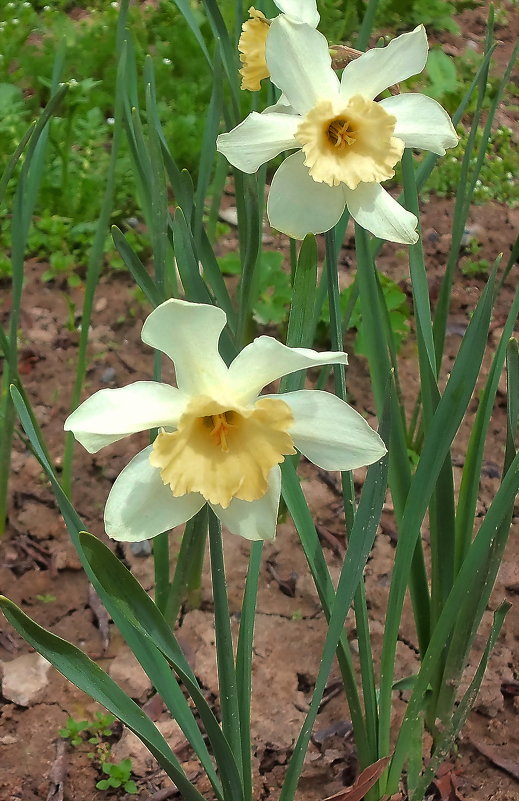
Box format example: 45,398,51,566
0,3,518,800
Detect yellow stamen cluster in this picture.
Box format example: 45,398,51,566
150,395,295,508
238,7,271,91
296,96,404,190
204,411,236,453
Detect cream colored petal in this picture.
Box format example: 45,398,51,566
228,335,348,405
341,25,428,102
379,93,459,155
267,151,346,239
216,112,300,173
343,182,419,244
141,299,230,397
266,17,340,115
64,381,186,454
273,390,387,469
104,446,205,542
274,0,319,26
211,466,281,541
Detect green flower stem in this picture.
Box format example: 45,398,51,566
61,7,128,497
208,510,243,783
236,540,263,801
324,229,379,775
163,508,208,625
355,0,381,51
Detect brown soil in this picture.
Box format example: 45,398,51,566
0,3,518,801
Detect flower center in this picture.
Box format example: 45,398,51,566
203,411,236,452
238,7,271,92
296,96,405,190
149,395,295,508
327,117,357,149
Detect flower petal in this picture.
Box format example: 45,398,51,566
267,151,346,239
104,445,205,541
343,181,418,244
341,25,428,102
64,381,186,454
379,93,459,155
274,0,319,26
228,334,348,404
266,17,340,115
216,111,299,173
141,299,230,397
274,390,386,469
211,466,281,541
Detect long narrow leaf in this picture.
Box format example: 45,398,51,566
0,597,207,801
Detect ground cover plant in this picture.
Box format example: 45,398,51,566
0,1,517,800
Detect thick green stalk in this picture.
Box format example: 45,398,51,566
61,12,128,495
324,231,379,773
208,511,243,784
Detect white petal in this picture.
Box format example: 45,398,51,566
228,336,348,404
341,25,428,102
343,182,418,244
211,466,281,541
141,299,230,397
104,446,205,541
64,382,186,454
274,0,319,26
266,17,340,115
274,390,386,470
267,151,346,240
216,112,299,173
380,93,458,155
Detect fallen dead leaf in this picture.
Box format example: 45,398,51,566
323,755,391,801
432,761,466,800
470,739,519,781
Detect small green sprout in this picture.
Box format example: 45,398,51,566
35,593,56,603
59,716,90,746
96,759,139,794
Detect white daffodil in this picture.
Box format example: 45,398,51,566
238,0,319,91
218,20,459,244
65,299,386,543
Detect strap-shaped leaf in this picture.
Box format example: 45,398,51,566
10,386,224,800
0,597,206,801
79,532,244,801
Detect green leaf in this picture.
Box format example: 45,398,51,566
0,597,206,801
9,387,224,801
78,532,243,801
425,49,459,98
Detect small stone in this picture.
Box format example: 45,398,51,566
461,223,485,247
100,366,116,384
108,646,152,700
1,652,52,706
111,720,185,777
129,540,152,557
0,734,18,744
219,206,238,226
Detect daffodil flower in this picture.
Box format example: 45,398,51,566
239,0,319,91
65,299,386,542
218,20,459,244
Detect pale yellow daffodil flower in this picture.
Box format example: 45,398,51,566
239,0,319,91
65,299,386,542
218,20,459,244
